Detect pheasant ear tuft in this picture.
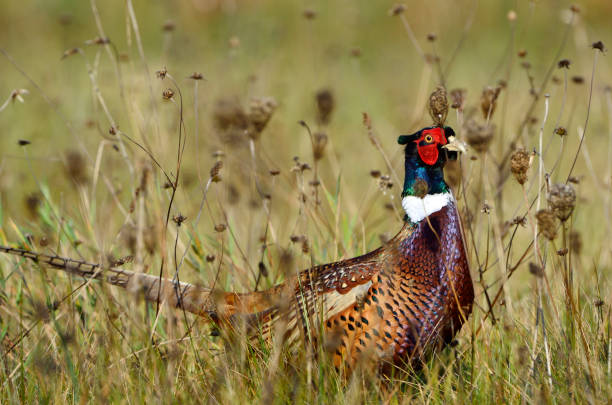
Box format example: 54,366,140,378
398,130,422,145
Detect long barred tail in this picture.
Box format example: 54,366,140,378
0,245,217,318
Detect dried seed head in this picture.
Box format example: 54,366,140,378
213,98,249,130
85,36,110,46
189,72,204,80
570,231,582,254
389,4,406,16
571,76,584,85
316,89,335,125
210,161,223,182
518,49,527,58
592,41,606,52
303,9,317,19
65,150,88,185
10,89,29,104
156,67,168,79
214,224,226,233
205,254,215,263
450,88,466,110
464,120,494,153
61,47,81,60
258,261,268,278
510,148,531,185
554,127,567,136
558,59,571,69
350,48,362,58
427,86,448,126
172,213,187,226
162,20,176,32
547,183,576,221
24,193,41,219
248,97,277,139
426,33,437,42
481,86,501,119
312,132,328,160
162,88,174,100
569,4,580,13
370,170,381,178
529,262,544,277
536,209,558,240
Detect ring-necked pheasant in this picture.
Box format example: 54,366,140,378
0,125,473,374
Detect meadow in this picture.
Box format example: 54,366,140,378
0,0,611,402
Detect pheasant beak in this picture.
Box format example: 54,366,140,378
442,136,467,154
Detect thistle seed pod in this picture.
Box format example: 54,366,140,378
510,149,531,185
536,209,558,240
547,183,576,222
428,86,448,126
464,119,494,153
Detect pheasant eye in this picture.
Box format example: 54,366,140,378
424,134,434,143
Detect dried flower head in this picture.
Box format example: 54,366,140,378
571,76,584,85
156,67,167,79
210,161,223,182
547,183,576,221
558,59,571,69
536,209,558,240
312,132,328,160
248,97,277,139
481,86,501,119
162,20,175,32
61,47,81,60
570,231,582,254
554,127,567,136
510,148,531,185
162,88,174,100
426,33,437,42
449,88,466,110
10,89,29,104
529,262,544,277
464,120,494,153
189,72,204,80
214,224,226,233
389,4,406,16
172,213,187,226
316,89,335,125
303,9,317,19
518,49,527,58
85,36,110,46
428,86,448,126
65,150,88,185
214,99,248,130
592,41,606,52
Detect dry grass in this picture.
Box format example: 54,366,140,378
0,0,611,403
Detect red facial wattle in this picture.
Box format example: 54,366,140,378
415,127,447,165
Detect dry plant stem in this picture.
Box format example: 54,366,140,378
498,12,575,170
566,50,599,183
125,0,160,141
482,153,513,317
398,14,425,62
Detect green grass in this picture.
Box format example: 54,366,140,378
1,0,611,402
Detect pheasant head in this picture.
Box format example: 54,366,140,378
398,126,462,222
